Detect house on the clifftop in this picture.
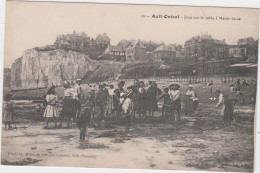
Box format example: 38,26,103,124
184,33,228,60
103,44,126,61
54,30,91,50
125,40,147,61
95,33,111,51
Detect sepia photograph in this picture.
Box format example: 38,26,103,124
1,1,259,172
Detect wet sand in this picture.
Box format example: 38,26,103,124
1,106,254,172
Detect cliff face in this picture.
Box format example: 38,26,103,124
10,49,100,89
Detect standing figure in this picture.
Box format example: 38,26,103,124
158,88,171,118
146,81,162,116
137,81,147,118
114,81,126,116
127,79,140,118
215,89,224,116
88,89,96,119
193,93,199,111
2,93,14,130
76,106,92,141
60,81,78,128
184,84,195,116
222,94,235,126
43,85,59,128
108,85,115,114
74,79,83,119
95,84,109,127
169,84,181,123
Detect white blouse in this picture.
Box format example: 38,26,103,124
169,90,180,101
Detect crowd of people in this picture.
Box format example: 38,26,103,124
40,79,214,134
3,77,255,141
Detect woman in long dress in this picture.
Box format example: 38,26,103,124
2,93,14,130
185,84,195,116
43,85,59,128
137,81,147,118
146,81,162,116
59,82,78,128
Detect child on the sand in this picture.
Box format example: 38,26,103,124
76,106,92,141
158,88,171,118
43,85,59,128
2,93,14,130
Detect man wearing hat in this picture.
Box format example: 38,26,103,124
74,79,83,118
95,84,109,127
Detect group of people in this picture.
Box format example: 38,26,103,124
86,79,201,125
41,79,202,131
43,79,82,128
230,78,255,92
2,78,240,140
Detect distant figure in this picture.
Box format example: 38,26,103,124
2,93,14,130
95,84,109,127
137,81,147,118
223,94,237,126
76,106,92,141
193,93,199,111
215,89,224,112
43,85,59,129
127,79,140,118
114,81,125,116
74,79,83,119
102,83,109,117
88,90,96,119
146,81,162,116
169,84,181,123
215,89,236,125
108,85,115,114
184,84,195,116
158,88,171,118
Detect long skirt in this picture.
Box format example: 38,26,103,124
185,98,194,115
146,97,159,111
172,99,181,110
60,96,76,119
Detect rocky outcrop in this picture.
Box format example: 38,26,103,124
10,49,100,89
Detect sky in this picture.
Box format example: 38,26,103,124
4,1,259,68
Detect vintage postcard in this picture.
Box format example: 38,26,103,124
1,1,259,172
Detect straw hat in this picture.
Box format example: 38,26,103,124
188,84,193,88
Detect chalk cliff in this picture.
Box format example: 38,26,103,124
10,49,101,89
